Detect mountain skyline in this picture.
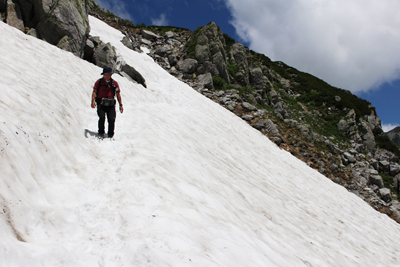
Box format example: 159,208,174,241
93,0,400,132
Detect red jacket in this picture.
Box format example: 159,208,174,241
93,78,120,99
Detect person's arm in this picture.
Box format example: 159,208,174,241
91,80,99,108
116,92,123,113
91,90,97,108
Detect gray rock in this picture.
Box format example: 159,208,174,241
369,174,384,188
121,36,134,50
121,63,146,88
6,0,24,32
193,22,230,83
390,164,400,176
254,119,280,136
23,0,90,57
141,29,159,41
140,38,152,46
197,73,213,89
359,120,375,151
249,66,268,90
269,136,283,146
177,58,198,74
343,152,357,164
26,28,39,38
154,45,172,57
379,188,392,203
93,42,117,70
242,115,253,121
242,102,257,111
230,43,249,86
297,123,313,143
338,109,361,143
164,31,176,39
380,160,390,174
168,55,178,66
212,51,230,84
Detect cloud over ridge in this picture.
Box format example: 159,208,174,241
225,0,400,93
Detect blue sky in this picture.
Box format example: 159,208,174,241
94,0,400,132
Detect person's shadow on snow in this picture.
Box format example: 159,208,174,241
84,129,99,138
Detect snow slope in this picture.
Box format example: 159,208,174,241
1,17,400,266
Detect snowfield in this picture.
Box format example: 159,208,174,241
1,17,400,266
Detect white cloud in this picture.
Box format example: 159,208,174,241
382,123,400,133
151,13,169,26
94,0,134,22
224,0,400,93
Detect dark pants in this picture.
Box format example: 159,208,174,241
97,104,116,137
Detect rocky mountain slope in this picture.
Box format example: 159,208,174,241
2,0,400,222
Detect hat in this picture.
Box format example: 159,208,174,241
101,67,113,75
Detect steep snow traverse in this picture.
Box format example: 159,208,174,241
1,17,400,266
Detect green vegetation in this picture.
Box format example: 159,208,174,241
227,62,239,80
213,76,227,90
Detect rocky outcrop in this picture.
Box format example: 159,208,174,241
229,43,249,86
338,109,376,152
193,22,230,83
3,0,90,57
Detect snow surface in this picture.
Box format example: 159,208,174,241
1,16,400,266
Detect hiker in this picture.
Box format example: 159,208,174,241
91,67,123,138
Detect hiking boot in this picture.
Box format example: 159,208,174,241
98,133,104,139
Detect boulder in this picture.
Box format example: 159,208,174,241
390,164,400,176
379,160,390,174
121,36,134,50
343,152,357,164
379,188,392,203
164,31,176,39
18,0,90,57
177,58,198,74
253,119,280,136
197,73,213,90
242,102,257,111
121,63,147,88
154,45,172,57
6,0,24,32
141,29,159,41
93,42,117,70
249,67,268,90
369,174,384,188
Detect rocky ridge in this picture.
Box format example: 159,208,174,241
2,0,400,223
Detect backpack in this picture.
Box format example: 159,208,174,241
95,78,118,106
96,78,118,98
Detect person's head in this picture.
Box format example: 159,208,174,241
101,67,113,80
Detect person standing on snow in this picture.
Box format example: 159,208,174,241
91,67,123,138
